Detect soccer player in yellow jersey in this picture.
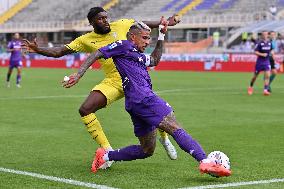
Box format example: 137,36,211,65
22,7,180,168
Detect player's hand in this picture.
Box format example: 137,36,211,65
262,53,268,57
21,38,38,53
159,16,168,34
167,14,181,26
62,73,80,88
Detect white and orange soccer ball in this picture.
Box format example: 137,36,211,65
207,151,231,170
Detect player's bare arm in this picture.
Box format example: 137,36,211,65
149,24,167,67
255,51,267,57
143,14,180,28
22,39,74,57
62,50,103,88
149,40,164,67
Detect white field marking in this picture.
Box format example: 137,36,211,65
0,86,284,100
179,178,284,189
0,167,118,189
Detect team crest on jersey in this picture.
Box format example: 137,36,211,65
112,32,117,39
138,57,143,62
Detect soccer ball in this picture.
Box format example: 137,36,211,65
207,151,231,170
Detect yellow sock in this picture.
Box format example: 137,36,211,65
81,113,111,149
158,128,168,139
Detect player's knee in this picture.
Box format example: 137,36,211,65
78,104,93,116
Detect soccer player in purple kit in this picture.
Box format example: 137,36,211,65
6,33,23,88
248,31,274,96
63,21,231,177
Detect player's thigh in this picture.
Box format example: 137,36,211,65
92,78,124,106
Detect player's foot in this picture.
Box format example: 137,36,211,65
159,137,177,160
98,147,114,169
268,86,272,93
16,84,21,88
247,87,253,95
91,148,107,174
199,159,231,177
6,82,10,88
263,89,271,96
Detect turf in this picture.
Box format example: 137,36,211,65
0,68,283,189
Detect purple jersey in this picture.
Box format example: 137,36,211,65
254,40,272,66
99,40,154,105
8,40,22,62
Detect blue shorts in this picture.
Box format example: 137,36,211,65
255,63,270,74
126,95,173,137
9,60,22,69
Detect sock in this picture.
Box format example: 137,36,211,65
172,128,206,162
16,74,21,84
108,145,151,161
269,74,276,85
264,85,269,90
6,73,11,82
81,113,111,149
158,128,168,140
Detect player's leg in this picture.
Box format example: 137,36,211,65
6,66,13,88
79,90,111,149
269,69,277,92
263,70,271,95
158,112,206,162
158,112,231,177
91,128,157,173
16,66,22,88
248,70,259,95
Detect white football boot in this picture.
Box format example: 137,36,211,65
159,137,177,160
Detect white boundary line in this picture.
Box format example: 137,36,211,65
179,178,284,189
0,167,118,189
1,86,284,100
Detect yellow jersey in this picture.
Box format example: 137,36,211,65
65,19,135,78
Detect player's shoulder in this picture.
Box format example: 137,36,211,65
110,18,135,27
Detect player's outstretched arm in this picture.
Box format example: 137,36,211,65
62,50,103,88
143,14,180,28
149,24,167,67
255,50,267,58
22,39,74,58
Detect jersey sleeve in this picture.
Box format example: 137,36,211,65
7,41,13,49
99,40,126,59
65,37,83,52
254,43,261,52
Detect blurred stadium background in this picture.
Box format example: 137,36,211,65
0,0,284,72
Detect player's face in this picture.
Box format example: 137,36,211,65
92,12,111,34
270,32,276,39
14,33,20,39
133,30,151,52
262,32,269,41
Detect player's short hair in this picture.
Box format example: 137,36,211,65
87,7,106,24
127,22,151,39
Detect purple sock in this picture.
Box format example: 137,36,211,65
16,74,21,84
172,128,206,162
108,145,151,161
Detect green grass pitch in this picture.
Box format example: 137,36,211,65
0,68,283,189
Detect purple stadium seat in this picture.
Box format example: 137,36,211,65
220,0,237,9
161,0,182,12
175,0,193,11
194,0,219,10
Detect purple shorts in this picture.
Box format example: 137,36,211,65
255,63,270,74
126,95,173,137
9,60,22,69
